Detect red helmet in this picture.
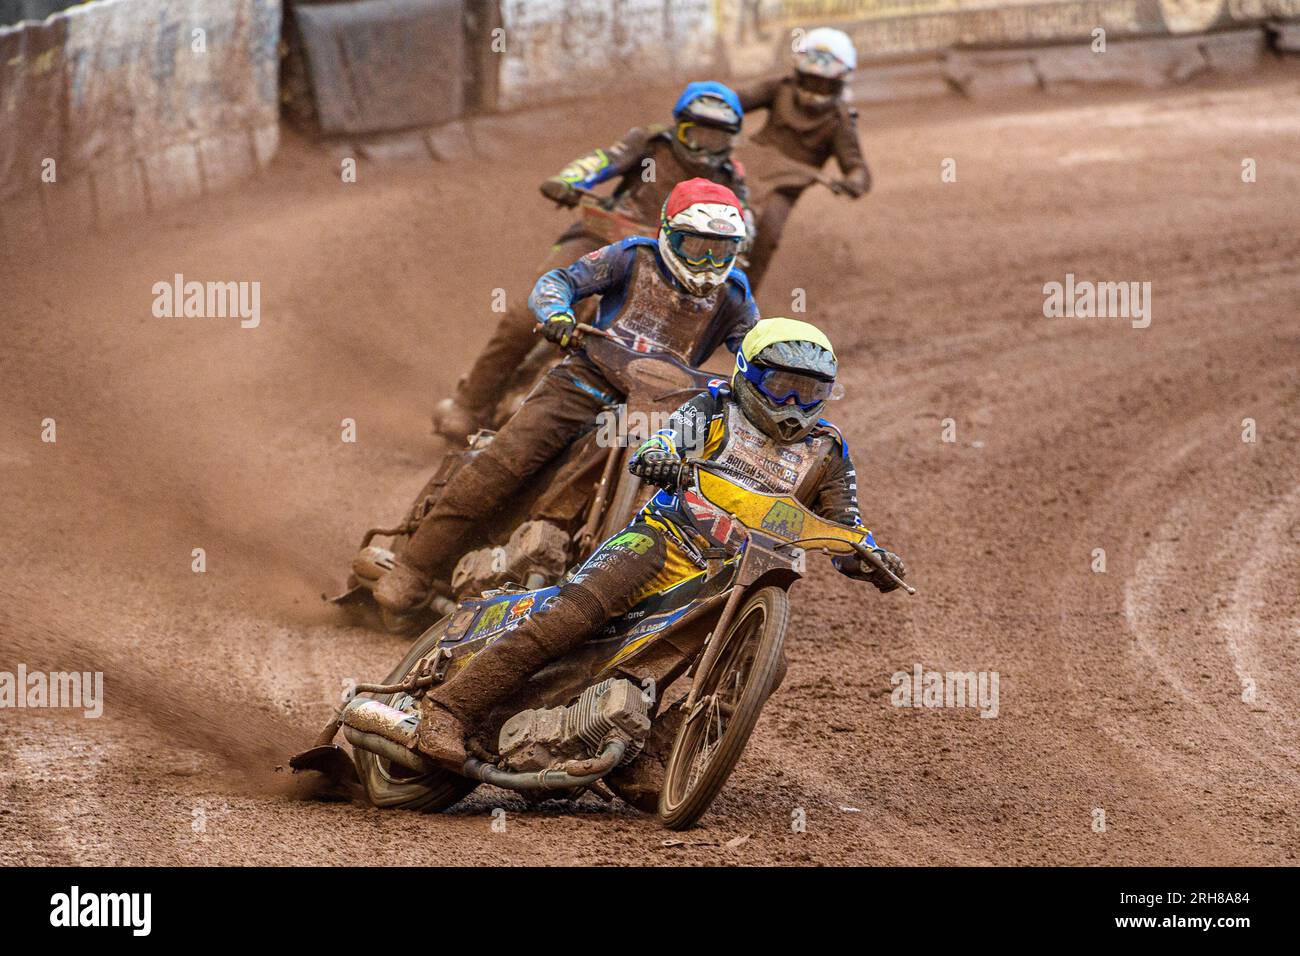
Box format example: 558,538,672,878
658,178,747,295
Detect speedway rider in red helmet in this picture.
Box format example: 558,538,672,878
376,178,759,617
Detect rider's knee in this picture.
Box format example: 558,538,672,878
555,579,610,633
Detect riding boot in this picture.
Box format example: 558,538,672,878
414,697,470,770
374,454,520,614
431,396,487,442
372,561,436,615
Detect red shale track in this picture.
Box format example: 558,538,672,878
1,72,1297,865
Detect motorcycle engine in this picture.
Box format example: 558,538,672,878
451,520,570,600
497,678,651,774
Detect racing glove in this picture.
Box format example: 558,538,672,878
628,449,683,490
835,548,906,593
539,178,581,208
539,311,578,348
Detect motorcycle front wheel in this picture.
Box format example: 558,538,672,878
352,617,479,812
658,586,789,830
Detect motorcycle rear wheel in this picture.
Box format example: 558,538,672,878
658,586,789,830
352,617,479,812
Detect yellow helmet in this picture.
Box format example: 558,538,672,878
734,318,838,443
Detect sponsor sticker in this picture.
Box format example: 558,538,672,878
609,531,656,555
470,600,509,637
761,500,805,540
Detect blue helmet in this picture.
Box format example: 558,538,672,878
672,81,743,134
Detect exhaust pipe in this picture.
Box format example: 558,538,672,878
342,727,436,774
342,697,630,789
343,698,421,747
341,697,441,773
462,738,627,792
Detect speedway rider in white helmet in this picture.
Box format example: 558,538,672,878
735,27,872,292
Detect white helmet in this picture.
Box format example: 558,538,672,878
657,178,747,295
794,28,856,104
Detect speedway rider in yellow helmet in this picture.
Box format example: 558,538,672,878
411,318,906,772
624,316,904,591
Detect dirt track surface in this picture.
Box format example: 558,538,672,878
2,72,1298,866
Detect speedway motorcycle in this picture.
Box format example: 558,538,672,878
330,326,726,633
294,458,914,829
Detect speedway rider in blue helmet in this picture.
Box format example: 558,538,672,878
433,81,754,440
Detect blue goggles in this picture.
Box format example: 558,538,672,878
667,229,739,270
740,358,835,410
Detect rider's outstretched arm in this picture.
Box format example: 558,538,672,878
629,391,722,487
541,127,655,202
734,77,780,114
814,435,906,590
833,103,871,197
527,240,638,325
646,392,721,459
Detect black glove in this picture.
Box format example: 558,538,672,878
539,312,577,348
539,178,580,208
629,450,683,490
836,548,906,592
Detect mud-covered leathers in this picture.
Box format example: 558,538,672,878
453,126,750,415
428,386,884,728
398,238,758,604
734,76,870,291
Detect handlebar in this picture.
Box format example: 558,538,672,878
812,173,858,197
531,319,614,344
573,321,613,341
852,541,916,595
